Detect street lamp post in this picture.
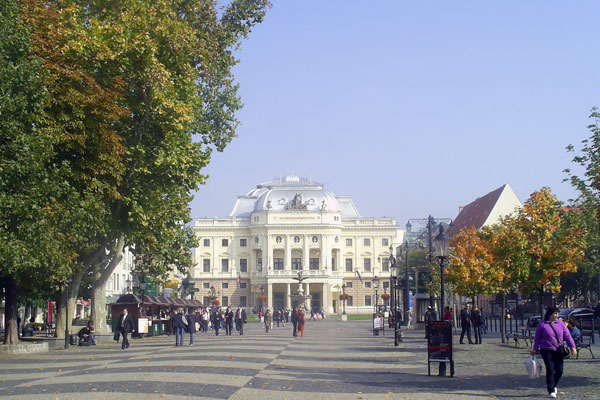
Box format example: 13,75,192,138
64,282,70,349
433,225,450,314
139,276,146,317
373,276,380,314
404,245,410,327
388,246,402,345
341,283,347,316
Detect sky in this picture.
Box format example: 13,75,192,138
190,1,600,226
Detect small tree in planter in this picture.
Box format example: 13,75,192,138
381,293,390,301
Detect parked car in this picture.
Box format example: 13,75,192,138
527,315,541,329
562,308,594,331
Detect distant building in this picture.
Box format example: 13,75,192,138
453,184,522,233
192,176,402,314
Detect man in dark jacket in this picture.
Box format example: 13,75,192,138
234,306,247,335
291,307,298,337
224,307,234,335
212,308,223,336
424,306,437,339
117,309,134,350
471,305,483,344
460,303,474,344
171,309,187,346
185,310,195,346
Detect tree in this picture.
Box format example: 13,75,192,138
447,226,496,302
21,0,270,334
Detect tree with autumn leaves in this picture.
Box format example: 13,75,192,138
446,188,586,329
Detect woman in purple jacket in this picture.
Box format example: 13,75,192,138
531,306,577,398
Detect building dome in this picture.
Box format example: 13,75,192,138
229,176,359,218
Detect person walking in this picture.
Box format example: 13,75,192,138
224,307,234,335
297,308,305,337
202,308,209,333
186,310,196,346
291,307,298,337
117,309,134,350
471,305,483,344
171,308,187,346
459,304,474,344
531,306,577,398
310,309,316,321
212,308,223,336
264,309,272,333
235,305,247,335
443,306,452,323
424,306,437,339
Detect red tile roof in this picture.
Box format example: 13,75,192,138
452,185,506,234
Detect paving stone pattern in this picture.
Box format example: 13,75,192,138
0,319,598,399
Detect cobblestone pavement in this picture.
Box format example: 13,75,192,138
0,319,598,400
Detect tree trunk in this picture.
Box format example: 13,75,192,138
91,237,125,334
539,286,544,320
54,268,86,339
3,276,19,345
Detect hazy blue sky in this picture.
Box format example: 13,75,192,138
190,1,600,225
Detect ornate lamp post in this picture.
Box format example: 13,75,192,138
388,246,402,345
433,225,450,313
341,283,347,316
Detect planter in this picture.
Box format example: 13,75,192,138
381,294,390,301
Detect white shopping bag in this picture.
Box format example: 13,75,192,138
524,356,542,379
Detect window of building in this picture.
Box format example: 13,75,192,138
312,236,318,243
222,238,228,247
347,296,353,307
222,296,228,307
274,258,284,270
364,281,371,288
346,238,352,246
364,238,370,246
253,216,259,222
239,258,247,272
382,238,389,247
364,258,371,272
258,257,263,272
203,282,210,289
203,259,210,273
334,216,339,221
345,281,353,288
203,239,210,247
335,236,339,242
292,258,301,270
332,257,337,271
294,236,300,243
383,281,390,290
309,258,319,270
222,282,228,289
382,258,389,272
254,236,259,244
240,282,247,289
365,295,372,306
240,296,247,307
276,236,282,243
345,258,353,272
221,258,229,272
240,238,247,247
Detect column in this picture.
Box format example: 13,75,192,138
320,235,326,271
322,282,329,315
285,235,291,271
285,283,291,309
305,283,311,311
303,235,309,271
267,283,273,311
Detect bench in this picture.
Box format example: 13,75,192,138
513,330,533,347
576,330,595,359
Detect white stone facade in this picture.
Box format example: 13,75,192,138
192,177,401,315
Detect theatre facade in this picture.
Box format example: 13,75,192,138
192,176,401,315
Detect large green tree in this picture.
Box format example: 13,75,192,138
21,0,269,334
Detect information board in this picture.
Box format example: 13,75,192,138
427,320,454,377
138,318,149,334
373,316,384,330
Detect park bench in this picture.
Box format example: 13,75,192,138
513,329,533,347
576,329,595,359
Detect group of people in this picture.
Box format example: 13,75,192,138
171,305,248,345
262,307,306,337
458,303,485,344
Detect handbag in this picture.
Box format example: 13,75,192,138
549,322,571,359
113,331,120,341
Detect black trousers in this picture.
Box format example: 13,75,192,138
473,325,482,344
235,320,244,335
225,321,233,335
119,328,129,349
292,322,297,337
541,349,564,394
460,324,472,343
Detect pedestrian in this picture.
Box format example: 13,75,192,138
459,304,474,344
274,309,280,327
443,306,452,323
565,319,581,346
212,308,223,336
280,309,286,327
186,310,196,346
202,308,209,333
77,321,96,345
471,305,483,344
320,308,325,319
298,308,305,337
424,306,437,339
531,306,577,398
310,309,316,321
117,308,134,350
171,308,186,346
264,309,272,333
234,305,247,335
225,306,234,335
406,310,413,329
258,310,263,323
291,307,298,337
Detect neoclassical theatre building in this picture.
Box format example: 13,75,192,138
192,176,402,314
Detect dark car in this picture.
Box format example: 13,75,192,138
562,308,594,331
527,315,541,329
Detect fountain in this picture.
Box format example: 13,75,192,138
288,271,312,310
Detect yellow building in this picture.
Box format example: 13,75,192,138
192,176,401,314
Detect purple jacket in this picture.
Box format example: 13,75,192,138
532,320,576,352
